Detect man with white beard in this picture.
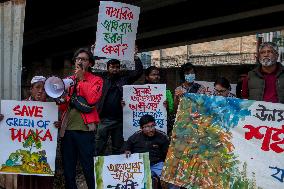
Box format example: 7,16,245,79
242,42,284,103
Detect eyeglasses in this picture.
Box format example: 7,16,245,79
75,57,89,62
142,124,156,130
214,88,227,94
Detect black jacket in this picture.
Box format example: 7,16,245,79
125,130,170,165
96,56,143,117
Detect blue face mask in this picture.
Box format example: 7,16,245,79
184,74,195,83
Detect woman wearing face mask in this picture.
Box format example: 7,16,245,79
174,62,206,111
213,77,236,97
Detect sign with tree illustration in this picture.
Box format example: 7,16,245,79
0,100,58,176
162,93,284,189
95,153,152,189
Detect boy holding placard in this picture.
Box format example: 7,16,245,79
125,114,179,189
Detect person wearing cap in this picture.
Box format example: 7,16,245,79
0,76,49,188
242,42,284,103
26,75,47,101
54,48,103,189
15,75,53,189
95,49,143,156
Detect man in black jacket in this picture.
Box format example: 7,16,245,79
96,56,143,155
125,114,178,189
125,114,169,165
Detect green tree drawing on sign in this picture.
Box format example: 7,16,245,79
22,130,42,155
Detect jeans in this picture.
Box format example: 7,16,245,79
62,130,95,189
95,118,124,155
151,162,180,189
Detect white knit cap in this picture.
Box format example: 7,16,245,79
31,76,46,84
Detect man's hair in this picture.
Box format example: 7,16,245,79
107,59,120,69
72,48,95,66
258,42,279,55
214,77,231,91
145,66,159,77
139,114,155,127
180,62,196,82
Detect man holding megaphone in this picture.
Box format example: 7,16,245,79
53,48,103,189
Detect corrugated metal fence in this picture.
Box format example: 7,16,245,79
0,0,26,188
0,0,25,101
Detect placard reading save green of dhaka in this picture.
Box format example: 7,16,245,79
0,100,58,176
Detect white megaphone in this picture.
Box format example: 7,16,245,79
44,76,75,98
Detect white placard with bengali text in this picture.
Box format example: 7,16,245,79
94,1,140,62
95,153,152,189
123,84,167,140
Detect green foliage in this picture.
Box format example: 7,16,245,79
162,95,257,188
22,130,42,153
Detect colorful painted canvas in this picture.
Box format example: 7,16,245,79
95,153,152,189
0,100,58,176
161,93,284,189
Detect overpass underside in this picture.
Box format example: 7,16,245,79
23,0,284,59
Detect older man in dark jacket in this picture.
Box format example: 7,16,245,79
242,42,284,103
96,56,143,155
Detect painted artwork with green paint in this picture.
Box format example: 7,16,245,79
94,153,152,189
161,93,259,189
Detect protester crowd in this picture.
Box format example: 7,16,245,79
0,41,282,189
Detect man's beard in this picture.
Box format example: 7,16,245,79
110,72,120,79
259,57,277,67
149,80,159,84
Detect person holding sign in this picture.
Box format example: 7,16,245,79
13,75,53,189
144,66,174,114
144,66,175,135
125,114,179,189
174,62,206,111
95,52,143,156
55,48,103,189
